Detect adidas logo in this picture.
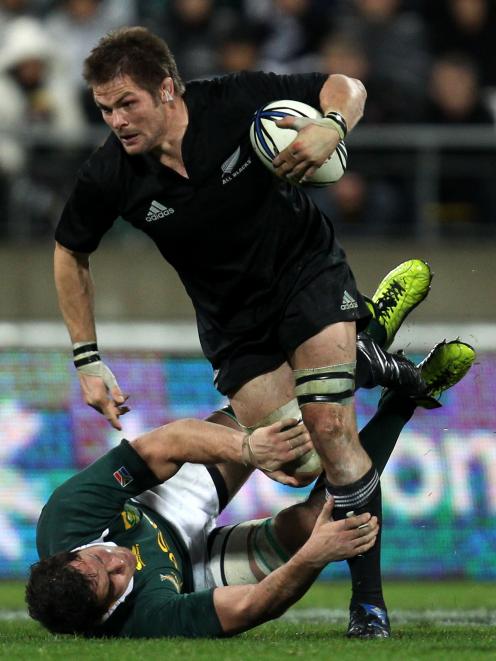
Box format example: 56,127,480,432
340,290,358,311
146,200,175,222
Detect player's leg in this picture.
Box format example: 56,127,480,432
340,258,432,636
207,345,424,587
346,338,475,637
228,361,323,483
290,321,389,634
209,339,475,603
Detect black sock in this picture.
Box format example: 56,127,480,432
362,298,387,349
360,390,416,475
325,466,385,610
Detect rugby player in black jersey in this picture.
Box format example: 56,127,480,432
54,27,435,637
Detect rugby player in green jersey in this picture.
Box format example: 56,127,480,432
26,338,474,638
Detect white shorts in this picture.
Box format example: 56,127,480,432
133,463,288,591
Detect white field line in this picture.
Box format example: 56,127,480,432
0,611,30,621
2,608,496,625
283,608,496,626
1,322,495,352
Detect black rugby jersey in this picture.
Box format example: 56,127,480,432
56,71,344,339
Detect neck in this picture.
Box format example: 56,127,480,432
153,96,189,166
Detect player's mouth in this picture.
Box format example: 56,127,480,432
120,133,140,146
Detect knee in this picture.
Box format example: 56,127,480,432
304,407,348,446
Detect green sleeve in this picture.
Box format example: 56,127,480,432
36,440,160,557
120,588,223,638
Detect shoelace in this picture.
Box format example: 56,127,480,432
376,281,406,319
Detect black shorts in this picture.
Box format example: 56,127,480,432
210,261,370,396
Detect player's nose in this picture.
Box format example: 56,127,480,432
110,110,127,130
105,552,126,573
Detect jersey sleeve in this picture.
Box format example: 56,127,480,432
124,588,223,638
36,440,160,558
219,70,328,115
55,151,119,253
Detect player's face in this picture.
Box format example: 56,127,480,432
93,75,169,154
69,544,136,607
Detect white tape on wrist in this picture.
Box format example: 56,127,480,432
76,360,118,391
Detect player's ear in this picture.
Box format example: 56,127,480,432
160,77,174,103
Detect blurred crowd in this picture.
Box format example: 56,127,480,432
1,0,495,239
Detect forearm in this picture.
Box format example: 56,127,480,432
54,241,96,343
213,546,322,634
319,74,366,132
213,502,378,635
131,419,245,481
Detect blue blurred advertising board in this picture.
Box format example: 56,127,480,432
0,349,494,579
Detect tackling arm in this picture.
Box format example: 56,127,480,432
130,418,313,484
213,500,378,635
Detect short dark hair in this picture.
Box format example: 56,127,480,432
26,550,107,635
83,26,185,97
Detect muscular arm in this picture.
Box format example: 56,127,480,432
130,418,313,483
319,73,367,132
54,241,128,429
273,73,367,181
213,501,378,635
54,241,96,342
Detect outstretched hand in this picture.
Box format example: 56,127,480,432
77,363,130,430
272,115,340,183
244,418,313,482
300,497,379,565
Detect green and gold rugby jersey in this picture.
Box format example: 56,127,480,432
36,440,223,638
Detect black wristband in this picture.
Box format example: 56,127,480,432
73,342,98,357
324,111,348,139
74,354,101,369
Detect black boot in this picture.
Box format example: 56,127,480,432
356,333,427,397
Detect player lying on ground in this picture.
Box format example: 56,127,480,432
26,338,474,638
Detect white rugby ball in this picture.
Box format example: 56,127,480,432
250,99,347,186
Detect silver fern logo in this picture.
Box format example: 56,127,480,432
221,146,241,178
221,146,251,184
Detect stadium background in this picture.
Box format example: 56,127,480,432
0,0,495,584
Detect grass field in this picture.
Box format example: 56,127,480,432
2,580,495,660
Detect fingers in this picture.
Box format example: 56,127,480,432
265,469,303,487
315,498,334,526
349,519,379,556
272,118,339,182
344,511,373,530
274,116,311,132
103,401,124,431
274,417,309,437
96,399,130,431
274,420,314,462
273,148,308,181
110,385,128,406
80,373,131,430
